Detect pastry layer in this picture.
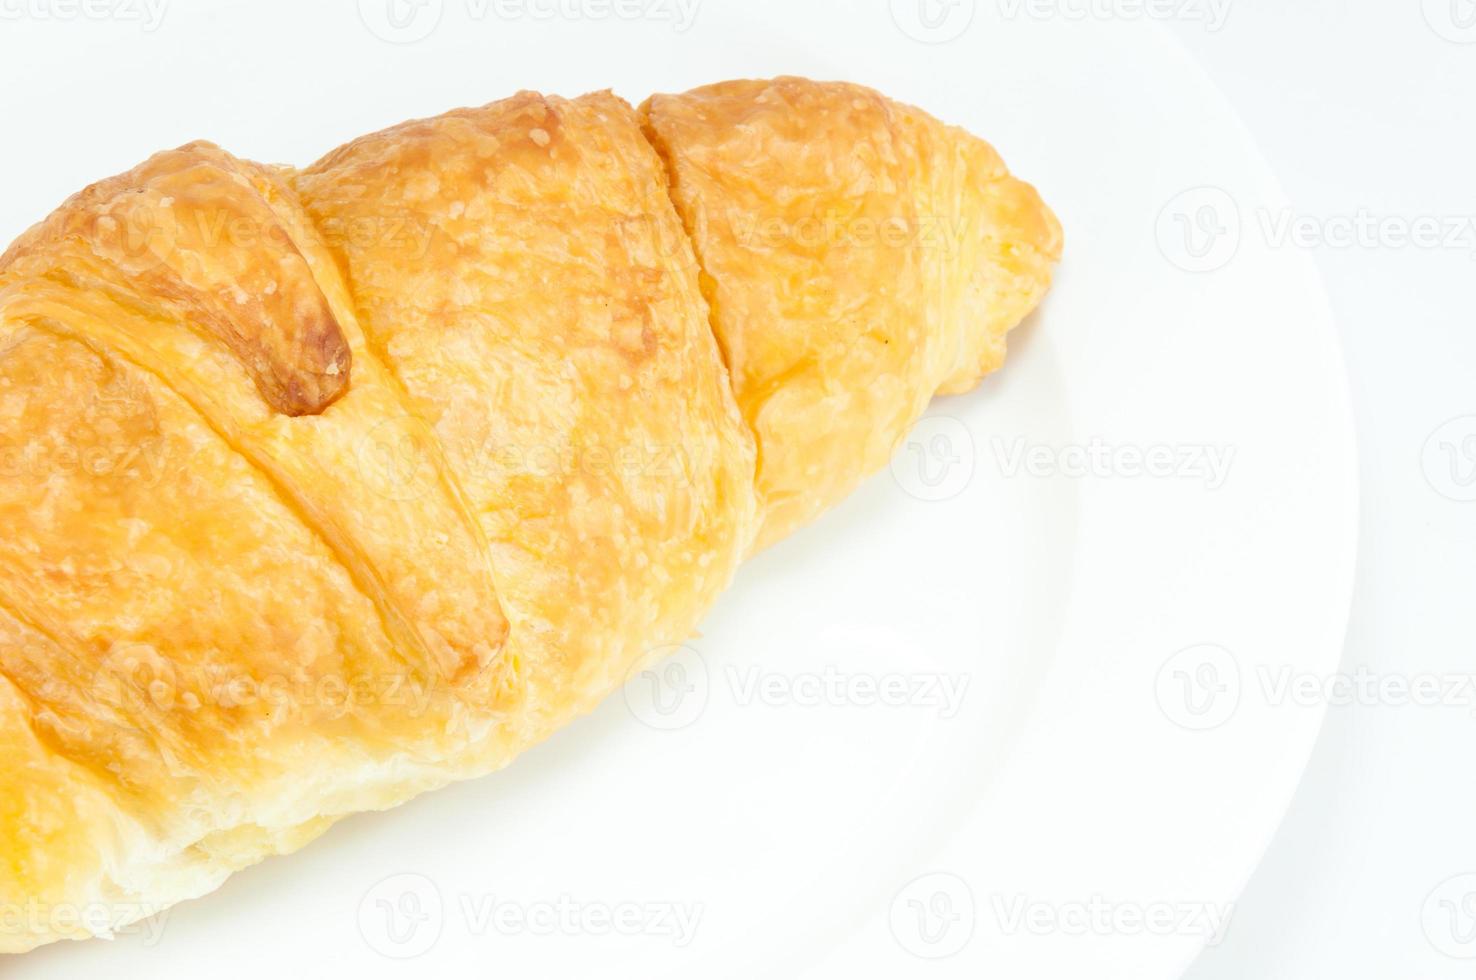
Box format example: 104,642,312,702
642,77,1062,550
0,78,1058,953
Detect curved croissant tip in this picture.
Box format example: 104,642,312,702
274,343,352,417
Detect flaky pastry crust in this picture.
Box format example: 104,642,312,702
0,77,1059,953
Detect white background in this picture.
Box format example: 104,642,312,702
1166,4,1476,978
0,1,1470,977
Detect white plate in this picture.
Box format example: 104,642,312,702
2,3,1356,977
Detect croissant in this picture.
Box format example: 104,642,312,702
0,76,1061,953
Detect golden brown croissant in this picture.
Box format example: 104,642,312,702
0,76,1061,954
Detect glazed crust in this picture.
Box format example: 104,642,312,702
642,78,1063,548
0,77,1059,953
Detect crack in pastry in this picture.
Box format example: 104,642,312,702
640,77,1064,551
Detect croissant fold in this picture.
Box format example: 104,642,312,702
0,76,1061,953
